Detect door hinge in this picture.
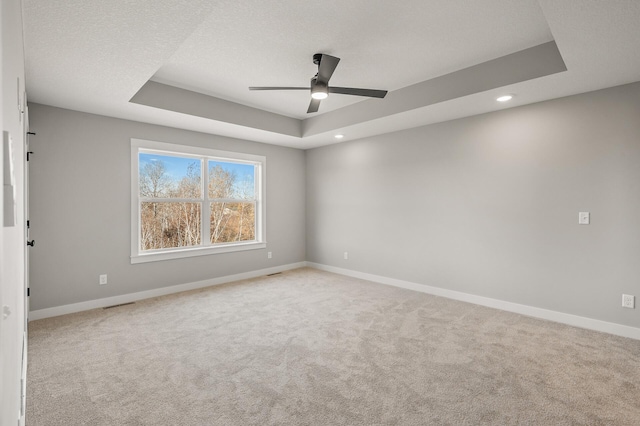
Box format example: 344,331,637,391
27,288,30,297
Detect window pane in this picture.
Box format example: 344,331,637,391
139,153,201,199
141,202,201,250
208,160,255,200
210,202,255,244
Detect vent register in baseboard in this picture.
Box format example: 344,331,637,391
103,302,136,310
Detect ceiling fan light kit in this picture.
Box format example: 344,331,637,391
310,80,328,100
250,53,388,113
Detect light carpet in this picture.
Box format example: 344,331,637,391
27,267,640,425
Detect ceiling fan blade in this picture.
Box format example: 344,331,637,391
249,87,309,91
329,87,388,98
307,99,321,113
317,54,340,85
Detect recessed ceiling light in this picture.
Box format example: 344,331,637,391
334,134,344,139
496,95,513,102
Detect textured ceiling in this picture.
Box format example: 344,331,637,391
152,0,552,118
22,0,640,149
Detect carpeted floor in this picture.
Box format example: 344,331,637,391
27,267,640,425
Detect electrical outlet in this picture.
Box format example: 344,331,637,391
578,212,590,225
99,274,108,285
622,294,635,309
267,251,272,259
344,252,348,260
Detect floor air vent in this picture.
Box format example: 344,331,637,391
103,302,135,309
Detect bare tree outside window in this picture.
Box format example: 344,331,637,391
209,163,256,244
138,152,257,252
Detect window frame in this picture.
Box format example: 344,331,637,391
131,138,266,264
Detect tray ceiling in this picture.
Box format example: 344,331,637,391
22,0,640,149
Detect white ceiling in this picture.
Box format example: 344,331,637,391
22,0,640,149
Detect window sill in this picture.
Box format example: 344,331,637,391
131,241,267,264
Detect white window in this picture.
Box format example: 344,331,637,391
131,139,266,263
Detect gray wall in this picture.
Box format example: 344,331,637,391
306,82,640,328
28,104,306,311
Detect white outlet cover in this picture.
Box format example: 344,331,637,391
578,212,590,225
622,294,635,309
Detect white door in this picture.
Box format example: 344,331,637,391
20,100,31,425
24,103,31,322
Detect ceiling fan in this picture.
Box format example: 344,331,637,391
249,53,388,113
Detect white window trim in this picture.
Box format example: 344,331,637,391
131,138,266,264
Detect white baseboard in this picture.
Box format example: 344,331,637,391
306,262,640,341
29,262,306,321
30,261,640,341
